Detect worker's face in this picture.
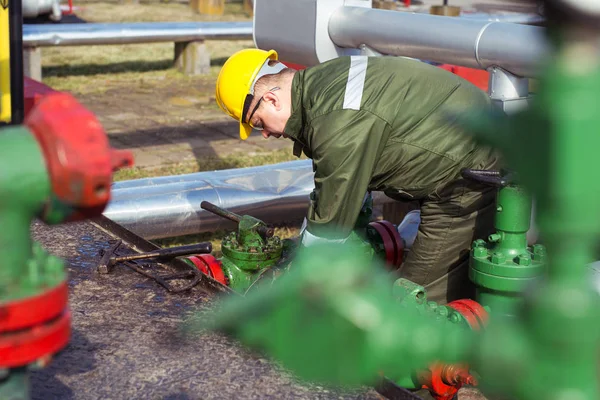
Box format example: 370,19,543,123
247,88,291,139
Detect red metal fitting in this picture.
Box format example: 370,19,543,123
24,92,133,214
419,300,487,400
367,220,404,269
448,299,489,331
0,283,71,368
187,254,228,286
419,362,476,400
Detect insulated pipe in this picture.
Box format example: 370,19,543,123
22,22,253,47
22,0,61,21
459,12,544,25
104,160,316,240
328,7,549,77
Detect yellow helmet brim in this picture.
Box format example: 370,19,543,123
240,122,253,140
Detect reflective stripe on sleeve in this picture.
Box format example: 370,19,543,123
342,56,368,111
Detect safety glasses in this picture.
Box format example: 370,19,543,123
242,87,280,130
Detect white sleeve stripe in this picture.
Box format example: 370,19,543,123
301,229,349,247
342,56,368,111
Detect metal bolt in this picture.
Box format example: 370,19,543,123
472,239,486,249
517,253,532,266
491,252,506,265
449,312,461,324
437,306,449,317
488,233,502,243
473,246,488,258
533,244,547,261
46,255,65,276
533,244,546,255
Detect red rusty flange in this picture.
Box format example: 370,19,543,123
24,92,133,212
419,300,487,400
0,310,71,368
0,282,68,332
367,220,404,269
448,299,489,331
187,254,228,286
419,362,477,400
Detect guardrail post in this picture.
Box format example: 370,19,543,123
23,47,41,81
174,41,210,76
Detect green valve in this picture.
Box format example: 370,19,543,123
200,201,283,292
460,174,546,319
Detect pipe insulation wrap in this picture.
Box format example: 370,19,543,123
104,160,316,240
328,7,549,77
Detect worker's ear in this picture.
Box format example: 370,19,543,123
262,91,281,111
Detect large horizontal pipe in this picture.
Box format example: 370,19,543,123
104,160,315,240
104,160,399,239
459,12,544,25
22,21,253,47
328,7,549,77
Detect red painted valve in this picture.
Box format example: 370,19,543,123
419,300,488,400
187,254,228,286
367,220,404,269
25,92,133,221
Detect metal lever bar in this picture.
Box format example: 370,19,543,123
200,201,274,238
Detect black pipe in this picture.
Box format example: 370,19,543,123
8,0,24,124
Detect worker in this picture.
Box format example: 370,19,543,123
214,49,500,304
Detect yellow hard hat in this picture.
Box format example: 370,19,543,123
215,48,285,140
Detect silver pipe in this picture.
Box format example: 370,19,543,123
23,0,61,21
458,12,544,25
22,21,253,47
104,160,315,240
329,7,549,77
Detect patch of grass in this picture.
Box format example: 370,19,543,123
73,1,251,23
42,39,252,95
113,148,303,181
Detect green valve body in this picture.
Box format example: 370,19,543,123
0,127,64,301
220,225,283,292
470,184,546,318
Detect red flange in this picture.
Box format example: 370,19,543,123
367,220,404,269
419,300,487,400
0,310,71,368
24,93,133,216
187,254,228,286
0,282,68,332
419,362,477,400
448,299,489,331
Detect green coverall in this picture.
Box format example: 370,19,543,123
285,56,499,304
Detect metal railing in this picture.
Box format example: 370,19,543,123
22,21,253,47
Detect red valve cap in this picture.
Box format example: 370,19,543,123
25,92,133,211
